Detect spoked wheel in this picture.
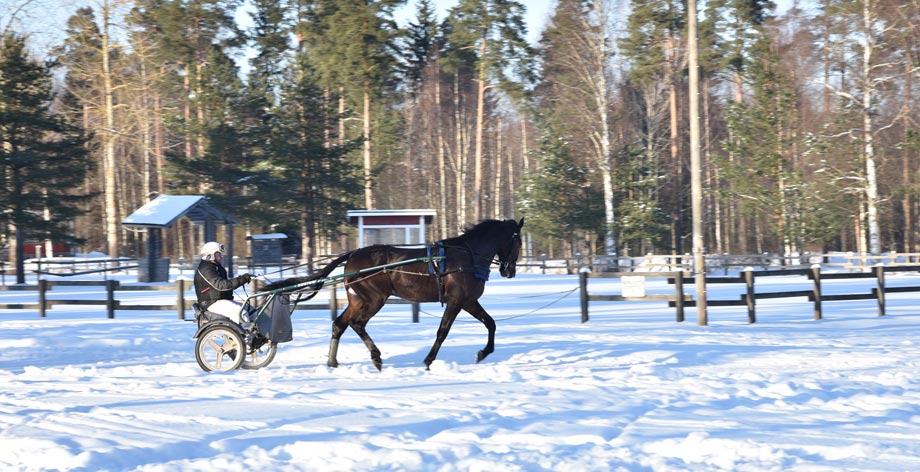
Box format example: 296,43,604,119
241,335,278,370
196,325,245,372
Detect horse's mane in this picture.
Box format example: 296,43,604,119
442,219,511,244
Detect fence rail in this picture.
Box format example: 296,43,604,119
523,252,920,275
1,279,423,322
579,264,920,323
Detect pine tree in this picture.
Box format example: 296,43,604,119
267,53,362,263
0,34,92,283
54,3,126,257
538,0,618,256
445,0,535,223
167,45,262,221
620,0,685,253
300,0,406,210
247,0,292,109
520,129,603,254
403,0,438,92
720,35,815,253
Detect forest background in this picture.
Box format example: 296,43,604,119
1,0,919,283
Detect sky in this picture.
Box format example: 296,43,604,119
2,263,920,470
400,0,555,44
1,0,556,58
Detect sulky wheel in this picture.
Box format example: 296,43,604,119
196,324,246,372
241,335,278,370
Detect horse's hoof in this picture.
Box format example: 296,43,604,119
373,361,382,371
327,360,339,368
476,350,491,362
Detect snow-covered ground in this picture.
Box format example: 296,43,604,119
1,269,919,471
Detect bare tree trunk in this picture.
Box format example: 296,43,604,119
668,63,680,253
101,0,119,257
435,67,448,239
183,72,193,161
473,37,487,222
903,57,914,253
454,72,467,227
493,115,503,219
363,88,373,209
861,0,881,255
687,0,707,324
703,76,722,253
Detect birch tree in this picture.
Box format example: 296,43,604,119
538,0,619,256
820,0,920,255
445,0,534,223
55,1,130,257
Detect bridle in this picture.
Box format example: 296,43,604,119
497,231,521,278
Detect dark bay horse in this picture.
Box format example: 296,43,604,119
264,218,524,370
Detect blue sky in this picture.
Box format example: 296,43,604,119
398,0,554,45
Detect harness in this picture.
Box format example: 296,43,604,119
425,240,493,305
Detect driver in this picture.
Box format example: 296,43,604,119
194,241,253,324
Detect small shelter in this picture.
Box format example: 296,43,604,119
347,209,436,246
247,233,288,266
123,195,239,282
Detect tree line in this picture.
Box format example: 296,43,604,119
1,0,919,284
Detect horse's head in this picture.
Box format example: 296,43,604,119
498,218,524,278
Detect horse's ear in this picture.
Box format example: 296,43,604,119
518,217,525,228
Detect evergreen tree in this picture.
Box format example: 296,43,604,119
445,0,535,222
538,0,618,256
520,129,603,254
720,35,828,253
0,34,93,283
266,53,362,263
300,0,406,210
247,0,292,109
168,45,264,222
620,0,686,253
402,0,438,92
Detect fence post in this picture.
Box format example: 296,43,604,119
329,285,338,320
744,267,756,323
106,280,117,319
177,279,186,320
875,264,885,317
578,269,589,323
674,272,685,322
811,264,822,320
38,279,48,318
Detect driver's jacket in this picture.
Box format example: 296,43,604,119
194,260,248,310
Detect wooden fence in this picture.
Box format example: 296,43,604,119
0,279,423,322
525,252,920,275
579,265,920,323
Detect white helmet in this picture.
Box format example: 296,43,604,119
200,241,225,260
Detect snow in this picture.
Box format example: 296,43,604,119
2,270,920,471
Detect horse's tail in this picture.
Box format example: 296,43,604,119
260,251,353,294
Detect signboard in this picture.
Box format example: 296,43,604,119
621,275,646,298
248,234,287,265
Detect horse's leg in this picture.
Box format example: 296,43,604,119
422,303,463,369
327,308,351,368
349,319,383,371
344,294,386,370
463,299,497,363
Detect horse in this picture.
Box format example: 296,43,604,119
263,218,524,370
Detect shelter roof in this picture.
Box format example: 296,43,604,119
122,195,238,229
